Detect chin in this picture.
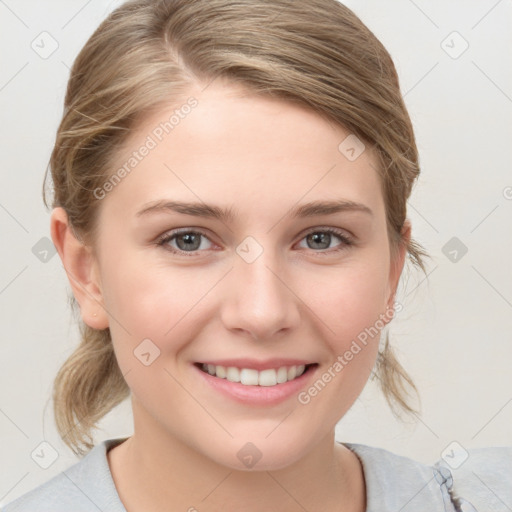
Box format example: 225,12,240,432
202,434,313,472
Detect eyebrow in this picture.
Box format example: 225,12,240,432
136,199,373,222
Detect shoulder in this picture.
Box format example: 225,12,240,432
434,445,512,511
345,442,457,511
345,442,512,512
1,438,128,512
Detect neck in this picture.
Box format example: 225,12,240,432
108,402,366,512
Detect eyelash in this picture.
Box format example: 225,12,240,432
155,227,354,257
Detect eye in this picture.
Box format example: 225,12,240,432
156,229,214,256
296,228,354,254
156,227,354,257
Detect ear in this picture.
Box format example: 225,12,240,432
50,207,109,330
386,219,411,312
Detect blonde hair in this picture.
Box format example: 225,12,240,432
44,0,429,456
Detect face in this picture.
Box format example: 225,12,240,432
80,80,406,470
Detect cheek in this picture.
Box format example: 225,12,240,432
102,248,390,350
307,261,390,350
295,263,390,418
97,244,391,454
100,256,222,362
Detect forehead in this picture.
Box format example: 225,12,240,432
101,81,385,224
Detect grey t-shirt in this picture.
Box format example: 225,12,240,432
2,438,511,511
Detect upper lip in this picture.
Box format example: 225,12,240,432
196,359,316,371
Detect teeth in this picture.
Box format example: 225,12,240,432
259,369,276,387
276,366,288,384
240,368,259,385
200,363,309,386
226,366,240,382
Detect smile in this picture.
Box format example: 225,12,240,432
196,363,316,387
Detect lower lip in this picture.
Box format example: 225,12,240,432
194,364,318,406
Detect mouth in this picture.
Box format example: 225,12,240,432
194,362,318,387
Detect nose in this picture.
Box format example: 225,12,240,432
220,246,301,340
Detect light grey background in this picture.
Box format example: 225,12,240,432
1,0,511,505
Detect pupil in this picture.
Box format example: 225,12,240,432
309,232,329,249
178,233,199,251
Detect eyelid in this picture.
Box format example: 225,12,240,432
155,225,355,256
155,227,216,252
301,225,353,240
297,226,355,253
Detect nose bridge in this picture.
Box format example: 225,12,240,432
221,235,299,338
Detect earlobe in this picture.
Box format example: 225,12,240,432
50,207,109,330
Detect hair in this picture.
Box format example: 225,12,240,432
44,0,430,456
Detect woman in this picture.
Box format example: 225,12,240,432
3,0,510,510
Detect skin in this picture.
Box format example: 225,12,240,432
51,78,411,512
